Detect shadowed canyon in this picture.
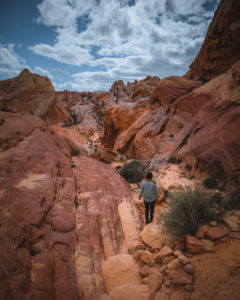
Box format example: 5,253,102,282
0,0,240,299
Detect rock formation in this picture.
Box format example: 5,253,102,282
0,0,240,298
0,111,142,299
184,0,240,80
0,69,56,119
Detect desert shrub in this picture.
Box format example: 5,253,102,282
177,159,182,163
167,156,176,164
210,192,222,205
71,149,81,157
159,188,223,238
164,189,169,197
184,164,192,171
203,175,218,189
219,189,240,210
199,77,209,84
29,246,41,256
118,160,145,184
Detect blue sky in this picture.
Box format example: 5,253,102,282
0,0,220,91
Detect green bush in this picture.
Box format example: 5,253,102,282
203,175,218,189
159,188,223,238
71,149,81,157
118,160,145,184
167,156,176,164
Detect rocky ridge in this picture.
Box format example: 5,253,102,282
0,0,240,299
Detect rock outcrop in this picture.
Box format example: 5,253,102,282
0,0,240,298
0,69,56,118
172,61,240,189
184,0,240,80
0,111,142,299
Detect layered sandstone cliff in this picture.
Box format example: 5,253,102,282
184,0,240,80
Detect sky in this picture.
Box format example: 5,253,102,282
0,0,220,91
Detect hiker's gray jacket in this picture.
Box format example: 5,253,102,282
139,180,158,203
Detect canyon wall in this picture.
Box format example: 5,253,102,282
0,0,240,298
184,0,240,80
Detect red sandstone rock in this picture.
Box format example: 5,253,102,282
184,264,195,275
151,76,200,108
140,250,154,265
0,112,143,299
0,69,56,119
174,240,185,251
155,246,173,263
173,269,193,285
228,232,240,239
167,258,182,271
102,103,147,149
173,61,240,189
205,226,229,240
148,267,164,292
185,235,205,253
185,0,240,80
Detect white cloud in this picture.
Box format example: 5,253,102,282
33,66,54,79
29,0,220,91
29,42,93,66
0,44,27,77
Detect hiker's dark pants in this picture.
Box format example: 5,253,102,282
144,200,155,224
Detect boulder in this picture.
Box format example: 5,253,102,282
185,235,205,253
155,246,173,263
201,239,216,252
178,255,190,265
167,259,182,270
128,240,146,254
174,250,183,257
140,250,154,265
205,226,229,240
184,264,195,275
148,267,164,292
174,240,185,251
110,284,150,300
223,214,239,232
140,224,165,249
173,269,193,285
101,254,141,292
162,256,175,265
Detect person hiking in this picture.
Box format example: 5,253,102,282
139,171,158,225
